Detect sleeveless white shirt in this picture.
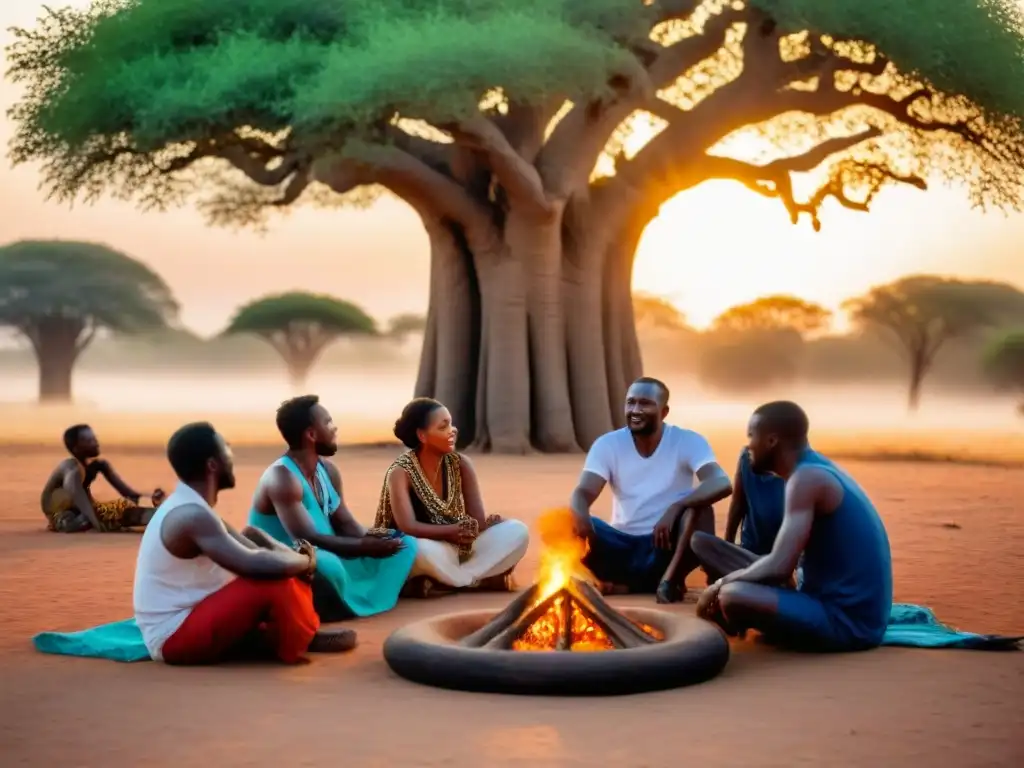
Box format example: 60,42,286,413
133,483,236,660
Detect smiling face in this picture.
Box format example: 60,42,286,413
309,403,339,456
418,406,458,454
624,381,668,436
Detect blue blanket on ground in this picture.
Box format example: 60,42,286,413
33,619,150,662
32,605,1022,661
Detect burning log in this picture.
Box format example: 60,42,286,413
556,593,573,651
571,579,658,646
483,588,567,650
460,584,540,648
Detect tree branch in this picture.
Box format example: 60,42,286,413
446,113,553,215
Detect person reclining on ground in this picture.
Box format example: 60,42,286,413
693,401,893,652
373,397,530,597
40,423,164,532
569,377,733,604
247,395,417,621
133,421,354,665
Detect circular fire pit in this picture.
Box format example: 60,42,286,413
383,579,730,696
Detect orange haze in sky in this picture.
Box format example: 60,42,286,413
2,2,1022,336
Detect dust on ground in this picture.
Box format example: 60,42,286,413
1,445,1022,767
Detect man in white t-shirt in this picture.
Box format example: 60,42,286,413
570,377,733,603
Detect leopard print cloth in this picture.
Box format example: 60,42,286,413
372,450,475,562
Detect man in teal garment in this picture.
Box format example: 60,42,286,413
248,395,417,620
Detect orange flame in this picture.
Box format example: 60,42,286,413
534,507,595,599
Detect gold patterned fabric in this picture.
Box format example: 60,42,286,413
373,450,476,561
45,490,134,532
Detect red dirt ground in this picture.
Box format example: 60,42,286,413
1,445,1021,767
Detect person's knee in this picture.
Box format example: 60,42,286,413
502,519,530,550
717,582,750,615
689,530,716,560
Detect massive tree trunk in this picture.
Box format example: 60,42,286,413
29,317,92,403
412,200,647,454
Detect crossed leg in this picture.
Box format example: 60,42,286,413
690,532,846,650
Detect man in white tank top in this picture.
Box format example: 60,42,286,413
133,421,356,664
569,378,733,604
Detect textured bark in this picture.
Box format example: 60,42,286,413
510,205,578,452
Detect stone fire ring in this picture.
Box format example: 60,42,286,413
383,607,730,696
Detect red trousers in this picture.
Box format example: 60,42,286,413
161,577,320,665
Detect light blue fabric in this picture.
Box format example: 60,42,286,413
248,456,417,618
883,604,1022,650
33,619,151,662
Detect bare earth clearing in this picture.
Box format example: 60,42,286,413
1,444,1021,767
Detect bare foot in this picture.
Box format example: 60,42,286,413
401,576,456,599
655,580,685,604
308,628,357,654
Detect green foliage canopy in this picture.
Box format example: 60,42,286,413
710,295,831,336
0,240,178,335
7,0,1024,227
982,330,1024,391
224,292,378,337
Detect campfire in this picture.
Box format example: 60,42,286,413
461,509,664,652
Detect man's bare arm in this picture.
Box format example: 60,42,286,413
93,460,142,502
322,461,365,537
266,466,368,557
663,462,733,552
570,471,607,535
167,505,310,579
62,467,103,530
718,468,832,585
724,464,747,544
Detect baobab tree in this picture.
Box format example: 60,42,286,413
223,292,377,389
8,0,1024,451
0,240,177,402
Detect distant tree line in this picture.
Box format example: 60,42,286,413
2,239,1023,414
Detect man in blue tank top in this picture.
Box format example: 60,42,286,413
693,401,893,651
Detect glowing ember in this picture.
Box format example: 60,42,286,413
510,509,664,652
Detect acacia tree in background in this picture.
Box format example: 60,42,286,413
0,240,178,402
844,277,1024,411
387,313,427,342
8,0,1024,451
223,292,377,389
711,295,830,335
700,294,829,391
633,293,690,332
981,331,1024,415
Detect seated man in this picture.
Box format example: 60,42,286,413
693,401,893,652
248,395,418,621
723,447,786,557
41,424,164,532
134,422,354,665
570,377,733,603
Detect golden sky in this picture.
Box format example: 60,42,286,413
2,2,1023,335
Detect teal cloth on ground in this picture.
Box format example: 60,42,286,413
30,607,1020,661
248,456,417,618
33,618,151,662
882,604,1022,650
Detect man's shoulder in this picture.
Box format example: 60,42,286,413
591,428,630,450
